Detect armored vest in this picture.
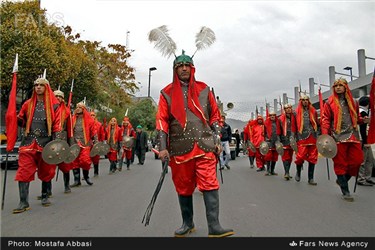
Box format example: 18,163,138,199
331,97,360,142
73,116,89,146
160,84,216,156
298,109,316,140
21,101,57,147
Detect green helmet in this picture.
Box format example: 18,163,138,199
173,50,194,68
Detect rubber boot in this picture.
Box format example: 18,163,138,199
41,181,51,207
270,161,278,175
93,164,99,177
118,159,123,172
37,180,52,200
203,190,234,237
174,195,195,237
63,172,71,193
308,163,317,185
283,161,291,180
337,175,354,202
295,164,302,182
264,161,271,176
83,169,93,185
249,156,255,168
13,182,30,214
70,169,81,187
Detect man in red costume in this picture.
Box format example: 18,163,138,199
243,119,256,168
118,116,136,171
67,102,97,187
321,78,364,202
251,115,266,172
105,117,121,174
13,77,61,213
294,94,319,185
156,51,234,238
263,111,282,176
279,103,297,180
53,89,72,193
90,111,105,177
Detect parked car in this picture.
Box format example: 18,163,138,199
0,126,7,144
0,142,20,170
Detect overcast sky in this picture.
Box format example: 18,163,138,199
41,0,375,121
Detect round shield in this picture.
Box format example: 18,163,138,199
247,141,256,153
259,141,269,156
90,142,102,157
275,141,284,156
122,136,135,148
316,134,337,158
289,136,298,153
42,140,69,165
64,144,81,163
98,142,110,155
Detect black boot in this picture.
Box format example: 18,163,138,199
63,172,71,193
174,195,195,237
337,175,354,202
270,161,278,175
126,159,130,170
93,164,99,177
265,161,271,176
295,164,302,182
118,159,123,171
308,163,317,185
83,170,93,185
203,190,234,237
41,181,51,207
37,180,52,200
13,182,30,214
283,161,291,180
70,169,81,187
249,156,255,168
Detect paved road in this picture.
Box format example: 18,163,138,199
1,151,374,239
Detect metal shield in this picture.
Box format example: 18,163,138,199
98,142,110,155
259,141,269,156
275,141,284,156
247,141,256,153
316,134,337,158
42,140,70,165
289,136,298,153
90,142,102,157
64,144,81,163
122,136,135,148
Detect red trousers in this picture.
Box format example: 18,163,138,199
333,142,363,176
281,147,294,162
71,147,92,171
15,141,56,182
169,152,219,196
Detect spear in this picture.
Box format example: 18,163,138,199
67,79,74,109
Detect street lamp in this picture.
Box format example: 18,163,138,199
148,67,157,98
343,66,353,81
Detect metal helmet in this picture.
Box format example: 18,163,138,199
173,50,194,68
53,90,64,98
316,134,337,158
34,78,49,86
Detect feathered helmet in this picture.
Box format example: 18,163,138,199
148,25,216,67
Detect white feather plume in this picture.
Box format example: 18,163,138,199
148,25,177,58
195,26,216,51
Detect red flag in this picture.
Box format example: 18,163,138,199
318,86,324,126
5,54,18,152
367,68,375,144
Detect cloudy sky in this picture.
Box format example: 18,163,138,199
41,0,375,121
